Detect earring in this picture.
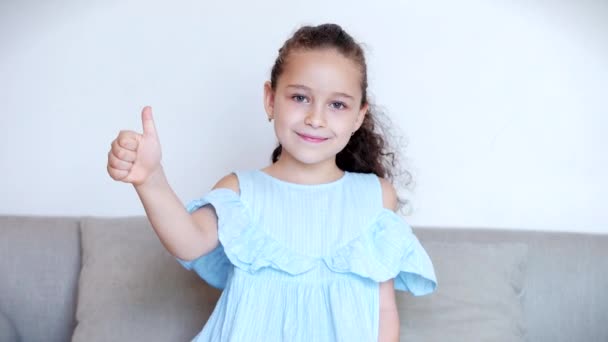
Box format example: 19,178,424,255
351,131,355,136
268,117,273,122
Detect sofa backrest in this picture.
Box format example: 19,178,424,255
1,216,607,342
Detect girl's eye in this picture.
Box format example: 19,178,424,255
292,95,308,103
330,101,347,110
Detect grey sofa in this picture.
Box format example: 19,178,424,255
1,215,606,342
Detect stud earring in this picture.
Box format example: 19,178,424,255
351,131,355,136
268,117,273,122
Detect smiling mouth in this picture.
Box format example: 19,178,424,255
297,132,329,143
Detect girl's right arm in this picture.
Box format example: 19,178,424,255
106,106,219,261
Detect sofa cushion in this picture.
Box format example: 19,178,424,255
0,216,80,342
398,241,528,342
415,227,608,342
0,309,19,342
72,216,220,342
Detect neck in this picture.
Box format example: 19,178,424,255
263,154,344,185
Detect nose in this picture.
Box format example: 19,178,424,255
304,105,326,128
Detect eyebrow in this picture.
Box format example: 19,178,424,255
285,84,355,100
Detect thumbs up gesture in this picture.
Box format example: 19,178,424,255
107,106,162,186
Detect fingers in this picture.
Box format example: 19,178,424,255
108,106,158,184
108,150,133,170
116,130,138,150
111,139,137,162
107,163,129,181
107,145,134,182
107,135,137,182
141,106,158,138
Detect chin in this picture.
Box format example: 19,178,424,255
276,133,351,166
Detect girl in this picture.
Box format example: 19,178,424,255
107,23,437,342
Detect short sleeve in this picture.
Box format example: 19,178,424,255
323,209,438,296
175,188,240,289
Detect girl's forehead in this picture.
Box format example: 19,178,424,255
278,49,362,96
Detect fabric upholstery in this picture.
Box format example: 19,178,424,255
398,241,528,342
0,216,80,342
72,216,220,342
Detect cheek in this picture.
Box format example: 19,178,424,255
328,114,357,133
275,101,307,121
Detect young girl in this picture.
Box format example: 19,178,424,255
107,23,437,342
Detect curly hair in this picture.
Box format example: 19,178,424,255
268,23,413,211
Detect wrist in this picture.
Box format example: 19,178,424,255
133,165,167,192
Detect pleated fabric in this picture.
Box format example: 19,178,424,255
177,170,437,342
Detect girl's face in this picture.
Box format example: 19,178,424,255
264,48,368,167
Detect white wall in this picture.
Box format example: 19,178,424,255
1,0,606,233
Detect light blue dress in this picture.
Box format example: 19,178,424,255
177,170,437,341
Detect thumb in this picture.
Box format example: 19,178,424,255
141,106,158,138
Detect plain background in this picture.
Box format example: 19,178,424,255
1,0,606,234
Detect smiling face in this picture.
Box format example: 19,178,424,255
264,48,368,167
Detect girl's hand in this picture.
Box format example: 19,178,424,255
107,106,162,186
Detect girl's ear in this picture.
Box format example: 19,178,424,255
263,81,275,118
354,102,368,130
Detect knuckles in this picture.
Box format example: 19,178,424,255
115,148,126,160
116,131,139,151
106,164,123,180
107,129,144,183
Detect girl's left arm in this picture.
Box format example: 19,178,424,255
378,279,400,342
378,178,401,341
